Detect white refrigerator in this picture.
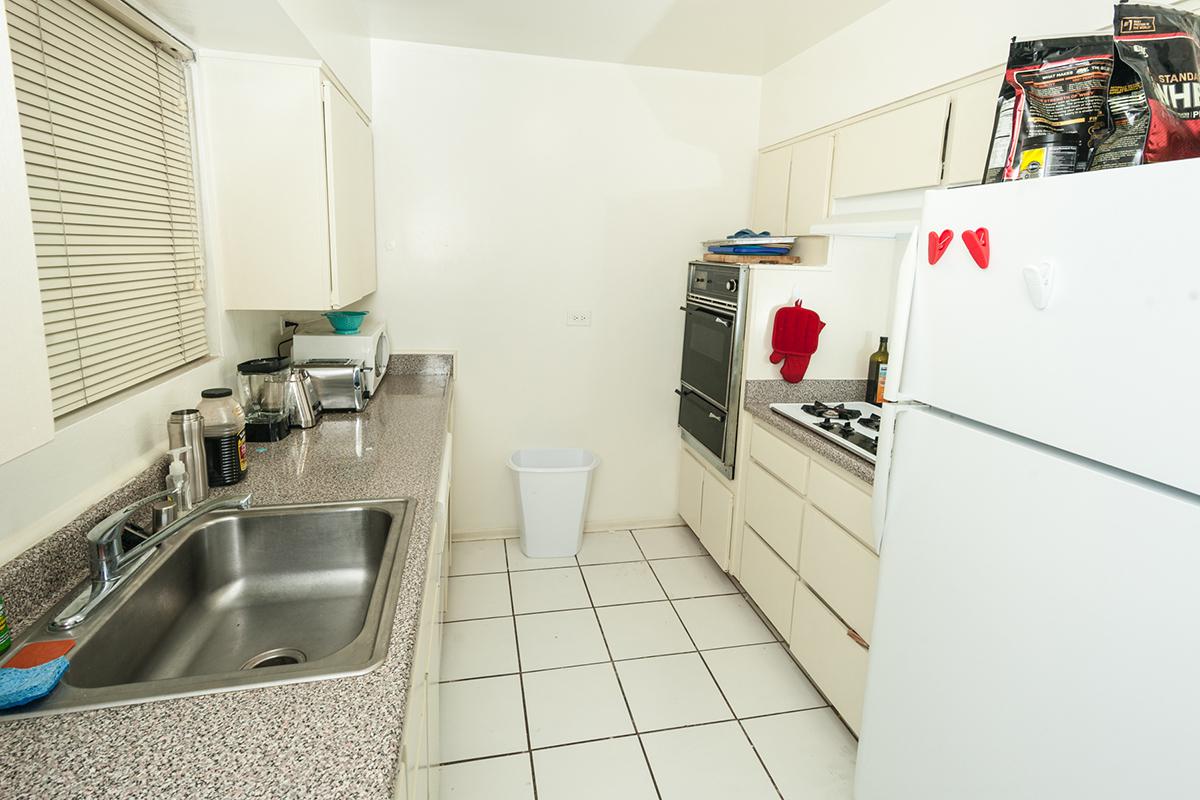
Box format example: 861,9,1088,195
856,158,1200,799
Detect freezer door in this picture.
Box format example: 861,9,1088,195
898,159,1200,494
857,407,1200,800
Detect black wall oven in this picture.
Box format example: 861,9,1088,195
678,261,746,478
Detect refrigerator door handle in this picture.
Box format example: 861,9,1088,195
871,401,927,552
883,231,919,403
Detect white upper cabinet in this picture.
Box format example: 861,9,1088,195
197,54,376,311
750,146,792,236
323,81,378,307
942,75,1003,186
831,95,951,199
785,133,834,235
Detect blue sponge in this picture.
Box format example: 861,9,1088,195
0,656,69,710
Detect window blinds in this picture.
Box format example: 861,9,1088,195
5,0,207,416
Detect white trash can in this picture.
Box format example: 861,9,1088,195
508,448,599,558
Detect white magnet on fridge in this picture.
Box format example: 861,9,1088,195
1022,261,1055,310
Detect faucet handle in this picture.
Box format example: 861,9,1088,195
86,490,174,547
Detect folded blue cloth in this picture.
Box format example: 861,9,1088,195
708,245,791,255
0,656,69,710
728,228,771,238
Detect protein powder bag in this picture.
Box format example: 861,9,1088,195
1090,3,1200,170
982,35,1115,183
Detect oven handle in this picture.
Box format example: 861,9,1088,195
680,304,734,327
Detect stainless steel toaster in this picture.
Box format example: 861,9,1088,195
295,359,367,412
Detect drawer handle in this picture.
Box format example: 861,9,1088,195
707,412,723,422
847,629,869,650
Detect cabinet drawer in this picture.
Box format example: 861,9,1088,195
751,421,810,494
739,526,797,638
789,583,869,733
807,462,873,550
799,508,879,641
744,461,805,568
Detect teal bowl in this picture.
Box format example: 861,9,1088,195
324,310,369,334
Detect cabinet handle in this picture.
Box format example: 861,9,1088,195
847,629,869,650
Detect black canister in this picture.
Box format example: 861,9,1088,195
196,388,248,486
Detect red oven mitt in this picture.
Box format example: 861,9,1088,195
769,301,825,383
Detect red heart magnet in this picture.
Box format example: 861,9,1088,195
927,229,953,266
962,227,990,269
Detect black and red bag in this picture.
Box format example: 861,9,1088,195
982,35,1114,183
1090,3,1200,170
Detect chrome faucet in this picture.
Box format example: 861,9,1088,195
51,490,252,630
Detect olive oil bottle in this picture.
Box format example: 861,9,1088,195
866,336,889,406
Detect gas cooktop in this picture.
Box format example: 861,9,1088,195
769,401,881,463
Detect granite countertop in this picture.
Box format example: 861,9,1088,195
0,354,453,799
742,379,875,487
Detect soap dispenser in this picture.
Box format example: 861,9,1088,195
166,447,193,512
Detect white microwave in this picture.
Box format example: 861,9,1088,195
292,319,390,396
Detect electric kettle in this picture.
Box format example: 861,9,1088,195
284,368,323,429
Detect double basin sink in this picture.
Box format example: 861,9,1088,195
2,498,413,720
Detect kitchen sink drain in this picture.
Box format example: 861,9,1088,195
240,648,308,670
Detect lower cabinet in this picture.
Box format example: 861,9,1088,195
739,525,796,638
735,419,877,735
394,434,452,800
790,583,870,733
677,443,734,569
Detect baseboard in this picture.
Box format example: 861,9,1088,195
452,516,685,542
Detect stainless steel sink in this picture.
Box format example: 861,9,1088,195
1,499,413,720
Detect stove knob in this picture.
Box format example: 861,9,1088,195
724,278,738,292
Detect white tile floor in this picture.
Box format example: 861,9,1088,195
437,526,857,799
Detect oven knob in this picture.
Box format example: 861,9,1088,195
724,278,738,292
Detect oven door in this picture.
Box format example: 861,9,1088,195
677,389,727,461
680,304,734,409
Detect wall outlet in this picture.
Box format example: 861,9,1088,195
566,309,592,327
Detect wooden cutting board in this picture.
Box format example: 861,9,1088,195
702,253,801,264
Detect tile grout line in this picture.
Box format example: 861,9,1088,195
446,534,803,794
502,540,539,799
636,533,787,800
578,534,664,800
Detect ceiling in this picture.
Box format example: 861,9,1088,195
364,0,890,76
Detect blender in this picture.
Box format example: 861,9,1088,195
237,357,293,442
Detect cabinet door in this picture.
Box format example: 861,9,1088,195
785,134,834,235
698,470,733,569
744,461,805,569
943,76,1002,186
739,525,796,638
831,95,951,199
790,583,869,733
198,56,330,310
678,447,704,533
750,147,792,235
323,81,377,308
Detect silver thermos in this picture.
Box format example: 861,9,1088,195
167,409,209,509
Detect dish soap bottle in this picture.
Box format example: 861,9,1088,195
0,595,10,656
866,336,889,406
165,447,192,512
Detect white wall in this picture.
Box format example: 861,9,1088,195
277,0,372,114
759,0,1124,146
742,238,898,381
368,40,760,536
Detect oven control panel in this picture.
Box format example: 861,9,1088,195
687,262,743,307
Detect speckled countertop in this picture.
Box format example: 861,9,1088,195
742,379,875,487
0,354,453,800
